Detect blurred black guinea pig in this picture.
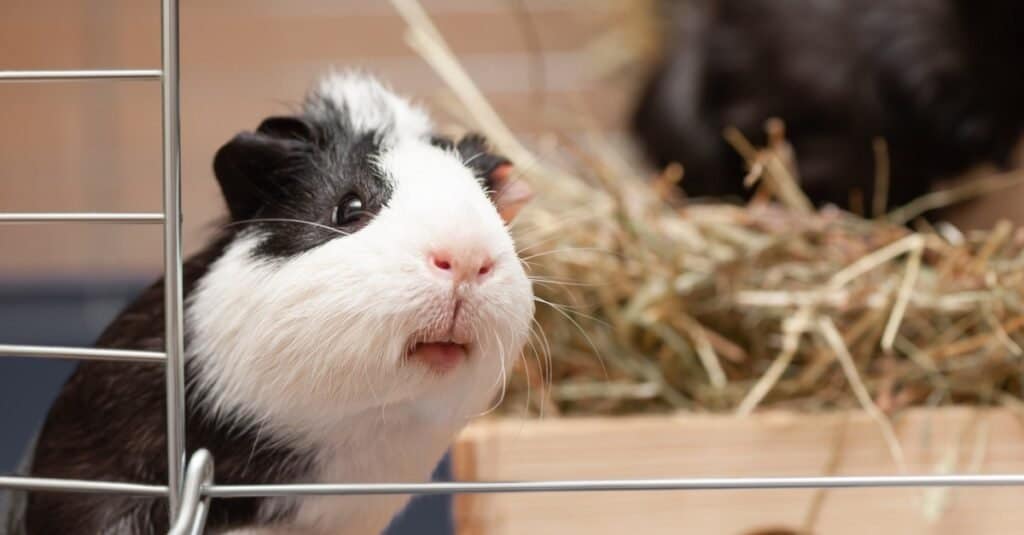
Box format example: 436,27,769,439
13,71,535,535
631,0,1024,216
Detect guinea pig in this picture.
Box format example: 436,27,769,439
631,0,1024,216
14,71,535,534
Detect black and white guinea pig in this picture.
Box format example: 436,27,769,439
16,71,536,535
632,0,1024,216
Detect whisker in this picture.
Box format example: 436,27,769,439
518,247,615,262
528,323,552,416
476,330,510,417
522,347,534,419
525,324,551,420
533,296,609,380
533,296,609,328
519,258,540,271
225,217,351,236
511,209,613,244
529,316,554,391
513,232,568,255
532,317,556,417
528,276,602,288
461,151,486,167
480,328,508,395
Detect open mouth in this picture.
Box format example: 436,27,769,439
407,341,469,373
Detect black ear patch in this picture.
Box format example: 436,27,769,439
212,113,395,258
256,116,318,142
213,118,317,221
435,132,532,223
453,133,512,194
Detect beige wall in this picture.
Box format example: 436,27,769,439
0,0,627,278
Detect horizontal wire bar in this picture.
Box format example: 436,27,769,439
0,476,167,497
0,69,161,81
0,344,166,363
206,474,1024,498
7,473,1024,499
0,213,165,224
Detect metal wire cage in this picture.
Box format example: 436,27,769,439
4,2,1024,534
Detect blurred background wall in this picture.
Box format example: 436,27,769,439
0,1,628,533
0,0,633,277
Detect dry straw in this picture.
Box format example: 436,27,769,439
388,0,1024,425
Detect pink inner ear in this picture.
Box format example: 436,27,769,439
491,164,533,223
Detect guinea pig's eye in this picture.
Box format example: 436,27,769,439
332,194,366,227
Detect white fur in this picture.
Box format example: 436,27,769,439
190,72,534,535
304,69,434,147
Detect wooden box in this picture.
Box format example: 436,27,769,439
451,407,1024,534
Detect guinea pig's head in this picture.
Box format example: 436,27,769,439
188,71,535,430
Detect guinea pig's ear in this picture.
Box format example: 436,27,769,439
213,116,316,221
455,134,533,223
488,163,532,223
256,116,317,142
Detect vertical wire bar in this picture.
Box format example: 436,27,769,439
161,0,186,520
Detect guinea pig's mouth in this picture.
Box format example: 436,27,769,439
406,340,469,373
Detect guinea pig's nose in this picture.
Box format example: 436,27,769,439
428,249,495,285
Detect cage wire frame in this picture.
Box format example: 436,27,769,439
4,2,1024,534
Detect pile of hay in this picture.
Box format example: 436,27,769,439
511,132,1024,419
388,0,1024,421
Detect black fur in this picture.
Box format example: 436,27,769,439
23,236,314,535
431,133,511,194
632,0,1024,216
214,105,394,259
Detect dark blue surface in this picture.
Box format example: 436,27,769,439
0,279,452,534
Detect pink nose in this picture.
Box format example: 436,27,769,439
429,250,495,284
